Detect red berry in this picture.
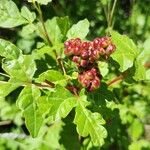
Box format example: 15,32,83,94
81,50,89,59
72,56,81,63
80,60,88,67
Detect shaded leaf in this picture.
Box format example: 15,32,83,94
56,16,70,37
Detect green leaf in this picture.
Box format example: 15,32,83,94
146,70,150,80
0,0,27,28
21,6,36,23
38,17,63,44
38,70,67,86
98,61,109,77
111,31,138,72
2,55,36,82
56,16,70,37
0,39,21,59
24,104,43,137
128,119,143,141
133,58,146,81
67,19,90,39
0,79,21,98
129,140,150,150
27,0,52,5
47,86,76,121
74,96,107,146
17,85,43,137
21,24,36,36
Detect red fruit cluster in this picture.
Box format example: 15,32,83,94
64,37,115,67
78,68,101,91
64,37,116,91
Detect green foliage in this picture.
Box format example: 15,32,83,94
0,0,150,150
111,31,138,72
67,19,90,39
0,0,27,28
74,96,107,146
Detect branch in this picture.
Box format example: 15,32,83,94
144,62,150,68
107,74,124,86
53,50,66,75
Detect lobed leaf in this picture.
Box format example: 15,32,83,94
21,6,36,23
2,55,36,82
74,96,107,146
17,85,43,137
111,31,138,72
0,39,22,59
0,0,27,28
46,86,77,121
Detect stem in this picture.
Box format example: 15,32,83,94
53,50,66,75
104,0,117,33
37,3,52,46
144,62,150,68
109,0,117,27
107,74,124,86
32,2,66,75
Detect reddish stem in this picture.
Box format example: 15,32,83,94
107,74,124,86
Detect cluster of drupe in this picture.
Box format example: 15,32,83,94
64,37,116,91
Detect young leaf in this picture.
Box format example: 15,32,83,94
47,86,77,121
111,31,138,72
21,6,36,23
74,96,107,146
0,0,27,28
67,19,90,39
27,0,52,5
17,85,43,137
2,55,36,82
0,39,22,59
